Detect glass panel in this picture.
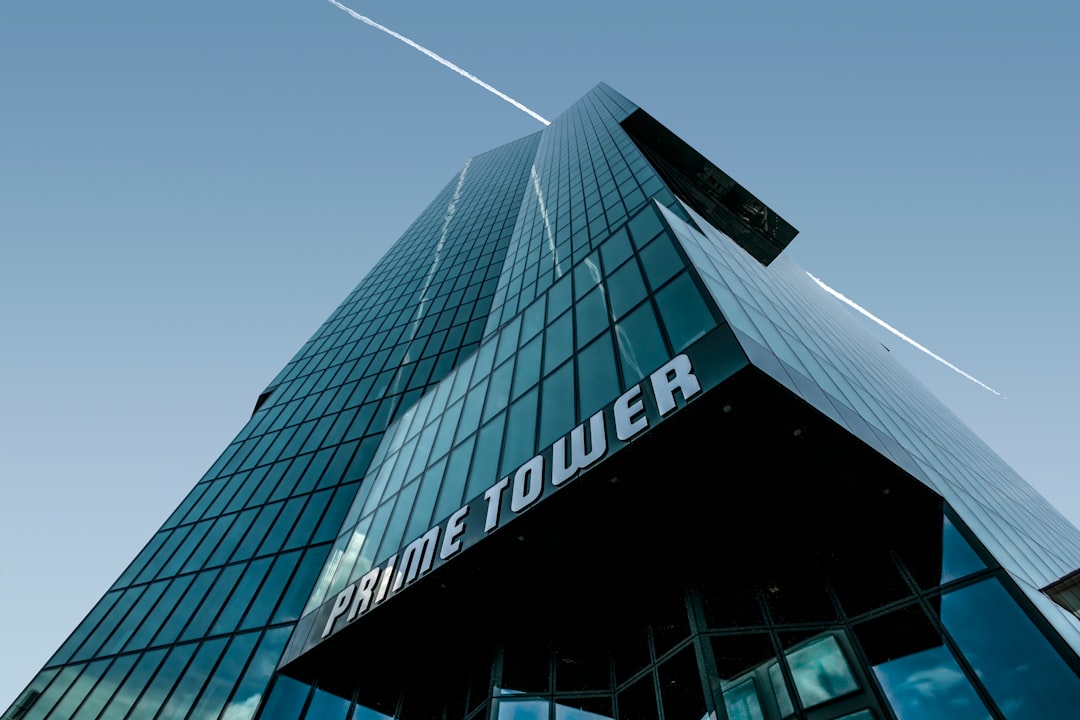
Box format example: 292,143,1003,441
722,676,765,720
941,578,1080,719
222,627,293,720
258,676,310,720
638,234,684,290
655,272,715,352
711,634,779,720
158,637,229,718
73,655,138,719
305,687,351,720
577,331,618,419
857,604,989,720
125,643,197,718
658,646,707,720
616,672,659,720
503,387,539,475
606,260,646,320
555,698,613,720
545,310,574,374
187,632,261,719
43,659,110,720
496,698,551,720
614,303,667,385
539,361,575,449
501,642,549,694
575,286,608,349
782,634,859,711
98,649,167,720
938,516,985,585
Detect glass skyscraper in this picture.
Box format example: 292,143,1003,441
7,84,1080,720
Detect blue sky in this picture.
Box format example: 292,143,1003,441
2,0,1078,709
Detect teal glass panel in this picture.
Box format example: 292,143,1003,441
72,655,138,719
241,552,300,630
28,665,82,719
273,547,327,624
223,627,293,720
656,272,715,352
547,272,573,320
941,578,1080,718
431,398,464,463
858,605,988,720
502,386,539,475
599,227,632,272
98,581,166,655
627,204,663,246
73,586,144,661
288,489,333,550
467,412,506,499
375,479,421,561
156,643,227,720
456,388,486,444
124,575,194,651
539,361,575,448
155,569,219,645
433,436,474,522
181,564,242,641
544,310,574,374
484,359,515,423
258,676,310,720
639,234,684,290
97,648,167,720
305,688,352,720
606,259,646,320
575,286,608,349
42,658,109,720
573,253,602,299
615,302,668,385
405,457,446,538
187,632,260,719
353,501,394,576
257,497,305,557
211,558,272,636
577,332,619,418
938,516,986,585
181,514,236,573
126,643,197,718
512,335,543,399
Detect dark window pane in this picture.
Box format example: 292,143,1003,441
616,673,658,720
658,647,707,720
501,642,549,694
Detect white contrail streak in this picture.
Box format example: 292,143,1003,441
807,272,1004,397
326,0,550,126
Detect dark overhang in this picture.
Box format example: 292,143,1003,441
277,367,945,701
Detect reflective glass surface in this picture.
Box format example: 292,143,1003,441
9,81,1079,720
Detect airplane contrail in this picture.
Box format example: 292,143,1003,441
325,0,550,126
807,272,1004,397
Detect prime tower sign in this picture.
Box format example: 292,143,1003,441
313,353,702,644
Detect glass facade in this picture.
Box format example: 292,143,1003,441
6,84,1080,720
